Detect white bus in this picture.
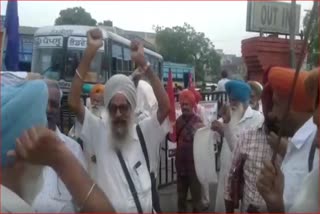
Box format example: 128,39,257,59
32,25,163,92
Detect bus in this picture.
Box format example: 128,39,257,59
162,62,194,88
31,25,163,92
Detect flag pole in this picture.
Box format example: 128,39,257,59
0,29,6,70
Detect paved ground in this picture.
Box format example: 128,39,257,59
158,183,218,212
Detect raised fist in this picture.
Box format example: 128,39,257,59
130,40,146,68
87,28,103,52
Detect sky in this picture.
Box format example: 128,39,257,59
1,1,314,56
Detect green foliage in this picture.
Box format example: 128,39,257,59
55,7,97,26
155,23,221,82
303,8,319,68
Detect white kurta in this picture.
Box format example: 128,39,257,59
135,80,158,122
289,165,319,213
282,118,318,211
32,128,87,213
1,185,35,213
215,107,264,212
79,108,169,212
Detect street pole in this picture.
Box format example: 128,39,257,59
289,0,297,68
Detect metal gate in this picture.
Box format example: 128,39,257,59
157,91,227,189
59,92,228,189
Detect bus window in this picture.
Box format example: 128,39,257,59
32,48,64,80
112,43,123,73
65,50,106,83
123,47,131,72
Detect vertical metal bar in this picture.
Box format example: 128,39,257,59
289,0,297,68
165,135,168,184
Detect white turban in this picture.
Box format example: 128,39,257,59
104,74,137,110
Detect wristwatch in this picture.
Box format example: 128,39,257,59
142,61,151,72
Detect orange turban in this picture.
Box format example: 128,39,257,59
268,67,313,112
193,90,202,104
304,68,319,108
90,84,104,98
179,89,196,107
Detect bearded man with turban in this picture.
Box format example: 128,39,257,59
248,81,263,112
68,29,170,213
212,80,264,212
1,80,114,212
257,68,319,213
225,67,315,212
175,89,204,212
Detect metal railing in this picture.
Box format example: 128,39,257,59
59,91,228,189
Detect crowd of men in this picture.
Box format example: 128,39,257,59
1,28,319,213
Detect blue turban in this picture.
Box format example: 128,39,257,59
1,80,48,167
225,80,251,103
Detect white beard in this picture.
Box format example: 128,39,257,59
229,104,245,127
19,164,44,205
107,112,135,150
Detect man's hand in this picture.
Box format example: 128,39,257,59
131,40,146,68
267,132,288,158
211,120,224,136
86,28,103,57
7,127,66,168
219,104,231,124
256,160,285,212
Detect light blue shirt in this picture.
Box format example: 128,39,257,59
282,118,318,211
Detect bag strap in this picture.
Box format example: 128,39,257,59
308,137,317,172
136,125,150,171
116,150,143,213
136,125,156,213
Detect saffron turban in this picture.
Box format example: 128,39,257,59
1,80,48,167
104,74,137,110
193,90,203,104
179,89,196,107
225,80,251,103
90,84,105,98
268,67,314,112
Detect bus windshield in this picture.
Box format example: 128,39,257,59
65,49,106,83
32,36,64,80
65,36,107,83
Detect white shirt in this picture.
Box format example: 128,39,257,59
215,78,230,92
32,128,87,213
1,185,35,213
289,165,319,213
1,71,27,86
135,80,158,122
79,108,168,212
282,118,318,211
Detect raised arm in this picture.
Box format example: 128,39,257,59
10,127,114,212
130,41,170,124
68,29,103,124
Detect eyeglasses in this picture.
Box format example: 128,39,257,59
108,104,130,115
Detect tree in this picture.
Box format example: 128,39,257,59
55,7,97,26
155,23,220,82
303,7,319,68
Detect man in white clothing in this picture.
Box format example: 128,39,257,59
131,70,158,123
257,68,319,213
32,80,87,213
215,70,230,92
211,80,264,212
68,29,170,213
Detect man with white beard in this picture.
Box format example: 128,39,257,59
211,80,264,212
1,80,114,212
68,29,170,212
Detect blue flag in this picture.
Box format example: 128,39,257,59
4,0,19,71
